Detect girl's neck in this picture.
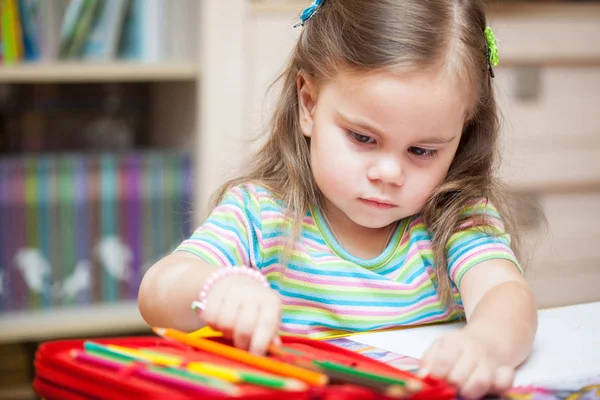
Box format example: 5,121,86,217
320,201,398,260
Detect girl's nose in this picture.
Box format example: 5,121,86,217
367,157,404,187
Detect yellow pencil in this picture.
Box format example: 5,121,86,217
187,362,307,391
108,344,306,391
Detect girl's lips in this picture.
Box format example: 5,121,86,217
359,198,398,210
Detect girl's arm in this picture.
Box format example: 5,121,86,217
138,251,220,332
459,259,538,367
420,260,537,399
139,251,282,354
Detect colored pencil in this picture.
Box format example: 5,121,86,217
153,327,328,387
83,342,238,395
107,344,182,366
314,360,422,391
108,345,306,391
71,350,234,397
269,344,420,398
187,362,307,391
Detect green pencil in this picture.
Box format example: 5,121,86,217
272,344,420,397
313,360,422,391
83,342,238,395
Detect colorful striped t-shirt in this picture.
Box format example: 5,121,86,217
176,184,520,339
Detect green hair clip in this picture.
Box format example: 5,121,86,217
484,26,499,67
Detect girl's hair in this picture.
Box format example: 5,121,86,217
212,0,520,306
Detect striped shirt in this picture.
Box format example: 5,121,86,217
176,184,520,339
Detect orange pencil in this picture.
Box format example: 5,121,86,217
153,327,328,387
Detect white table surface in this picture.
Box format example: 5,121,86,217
349,301,600,386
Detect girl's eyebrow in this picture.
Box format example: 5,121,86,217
415,136,457,145
337,110,456,145
336,110,386,137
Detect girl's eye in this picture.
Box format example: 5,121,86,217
408,147,438,159
348,131,376,145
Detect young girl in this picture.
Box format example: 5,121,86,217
139,1,538,398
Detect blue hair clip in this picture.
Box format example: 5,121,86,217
296,0,326,27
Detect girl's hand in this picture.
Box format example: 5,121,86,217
199,271,282,355
419,329,515,399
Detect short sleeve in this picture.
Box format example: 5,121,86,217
447,199,521,289
175,185,262,267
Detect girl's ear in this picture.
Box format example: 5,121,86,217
297,73,317,138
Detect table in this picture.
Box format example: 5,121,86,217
348,302,600,386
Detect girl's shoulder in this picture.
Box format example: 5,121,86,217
407,197,504,236
223,181,286,215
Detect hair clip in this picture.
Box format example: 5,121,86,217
484,26,499,78
295,0,327,28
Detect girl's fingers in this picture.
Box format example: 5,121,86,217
214,297,240,336
233,304,259,351
446,349,477,388
249,302,281,355
492,366,515,394
199,291,222,327
427,337,462,379
418,338,441,376
461,361,493,400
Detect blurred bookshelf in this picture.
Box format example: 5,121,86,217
0,62,198,83
0,301,148,344
0,0,201,355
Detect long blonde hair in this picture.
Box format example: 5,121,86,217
212,0,520,306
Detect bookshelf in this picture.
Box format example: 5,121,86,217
0,62,198,83
0,301,148,344
0,0,203,351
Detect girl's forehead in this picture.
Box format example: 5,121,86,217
327,68,471,103
319,69,471,133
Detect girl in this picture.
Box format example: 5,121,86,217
139,1,538,398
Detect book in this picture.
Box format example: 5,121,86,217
325,337,421,372
82,0,128,60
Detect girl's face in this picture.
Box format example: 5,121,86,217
298,69,469,230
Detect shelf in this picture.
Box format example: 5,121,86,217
0,386,36,400
0,62,199,83
0,301,150,344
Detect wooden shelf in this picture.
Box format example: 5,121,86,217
0,62,199,83
0,301,150,344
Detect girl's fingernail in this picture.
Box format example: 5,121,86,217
418,366,431,377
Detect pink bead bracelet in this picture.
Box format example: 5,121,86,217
191,266,269,314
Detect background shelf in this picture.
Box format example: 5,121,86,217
0,62,198,83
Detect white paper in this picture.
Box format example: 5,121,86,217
348,302,600,386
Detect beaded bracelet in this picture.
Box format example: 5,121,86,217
191,266,270,314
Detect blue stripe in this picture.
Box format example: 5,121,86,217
282,308,449,331
278,289,433,307
283,263,390,281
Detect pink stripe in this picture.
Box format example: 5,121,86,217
280,323,338,336
262,264,284,276
262,237,287,248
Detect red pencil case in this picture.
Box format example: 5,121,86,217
34,335,456,400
